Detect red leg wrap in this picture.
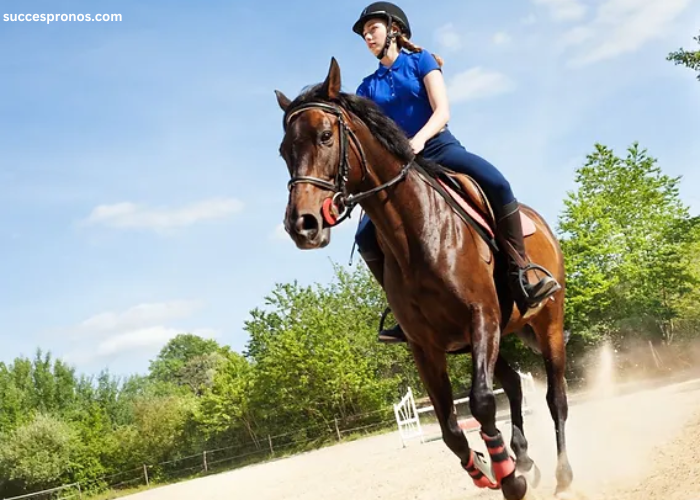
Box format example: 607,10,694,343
463,450,498,490
481,431,516,485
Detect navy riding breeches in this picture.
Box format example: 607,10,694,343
355,128,515,259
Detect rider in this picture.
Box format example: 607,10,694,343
351,2,561,343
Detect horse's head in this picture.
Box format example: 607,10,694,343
275,58,363,250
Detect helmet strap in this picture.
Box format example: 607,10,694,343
376,15,396,60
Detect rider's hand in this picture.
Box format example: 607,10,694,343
409,136,426,154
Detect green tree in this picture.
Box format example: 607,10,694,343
149,334,224,390
108,395,196,468
195,351,256,442
558,142,697,343
0,414,81,494
667,32,700,81
0,352,78,435
243,264,421,437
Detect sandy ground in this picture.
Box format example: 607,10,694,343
121,371,700,500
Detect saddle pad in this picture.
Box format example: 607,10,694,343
437,179,536,238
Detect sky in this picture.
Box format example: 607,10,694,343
1,0,699,378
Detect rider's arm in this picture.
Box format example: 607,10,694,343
411,51,450,145
414,69,450,142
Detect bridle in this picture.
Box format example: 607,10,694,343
283,101,412,226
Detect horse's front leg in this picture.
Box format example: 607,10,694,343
495,354,541,487
469,304,528,500
409,342,497,490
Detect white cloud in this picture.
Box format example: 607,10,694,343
434,23,463,51
446,68,516,103
493,32,512,45
78,300,202,334
83,197,243,231
533,0,587,21
560,26,595,48
95,326,217,358
565,0,693,67
63,300,217,364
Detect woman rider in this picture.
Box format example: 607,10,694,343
352,2,561,343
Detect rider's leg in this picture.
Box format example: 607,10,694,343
420,129,560,307
355,214,407,343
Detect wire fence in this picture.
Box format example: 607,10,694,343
2,483,82,500
2,406,400,500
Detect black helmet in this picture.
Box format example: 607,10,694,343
352,2,412,39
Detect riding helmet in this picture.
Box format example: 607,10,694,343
352,2,412,39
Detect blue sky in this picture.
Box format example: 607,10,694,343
2,0,699,377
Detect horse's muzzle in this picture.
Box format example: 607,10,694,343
288,210,330,249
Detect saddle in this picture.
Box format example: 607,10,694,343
438,172,537,240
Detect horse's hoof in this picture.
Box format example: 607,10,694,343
554,488,584,500
521,483,542,500
517,461,541,489
501,473,528,500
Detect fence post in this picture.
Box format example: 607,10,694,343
334,417,341,441
143,464,149,487
268,435,274,456
203,450,208,473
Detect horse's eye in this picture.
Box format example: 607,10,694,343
320,130,333,144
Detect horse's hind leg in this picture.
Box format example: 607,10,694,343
531,310,573,497
409,343,497,490
495,354,541,487
469,304,528,500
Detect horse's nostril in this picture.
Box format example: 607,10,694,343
295,213,319,238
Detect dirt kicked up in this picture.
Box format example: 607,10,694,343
121,370,700,500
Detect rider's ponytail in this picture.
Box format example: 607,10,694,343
396,32,444,68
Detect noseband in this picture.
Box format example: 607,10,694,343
283,101,412,225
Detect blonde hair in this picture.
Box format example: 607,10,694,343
396,30,444,68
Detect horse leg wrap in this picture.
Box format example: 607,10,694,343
463,450,498,490
481,431,516,485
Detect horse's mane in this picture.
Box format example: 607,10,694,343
283,83,446,177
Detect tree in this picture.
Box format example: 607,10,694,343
149,334,224,390
243,264,422,437
0,414,81,495
0,352,79,435
178,351,227,396
195,351,256,441
558,142,697,343
667,32,700,81
109,395,196,468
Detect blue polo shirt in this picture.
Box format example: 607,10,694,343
356,49,442,138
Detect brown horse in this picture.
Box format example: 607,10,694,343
274,58,573,500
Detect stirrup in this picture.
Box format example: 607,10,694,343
378,307,407,343
515,263,561,305
378,307,392,332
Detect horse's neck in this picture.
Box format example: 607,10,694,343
356,152,431,272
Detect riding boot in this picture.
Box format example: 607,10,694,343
361,253,407,344
496,201,561,310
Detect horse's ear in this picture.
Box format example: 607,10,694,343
275,90,291,111
321,57,341,100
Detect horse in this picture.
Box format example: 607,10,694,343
274,57,573,500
